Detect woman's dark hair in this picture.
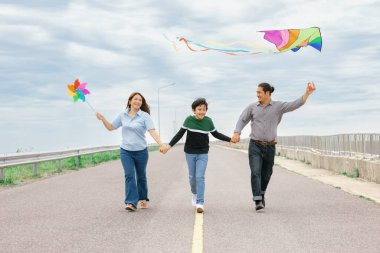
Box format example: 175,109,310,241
191,98,208,110
258,82,275,94
126,92,150,114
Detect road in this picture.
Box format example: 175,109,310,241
1,146,379,253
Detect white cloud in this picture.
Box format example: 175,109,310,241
65,42,141,67
1,0,380,153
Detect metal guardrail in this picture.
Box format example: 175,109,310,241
277,134,380,159
0,145,120,180
215,134,380,160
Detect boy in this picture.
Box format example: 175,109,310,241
161,98,232,213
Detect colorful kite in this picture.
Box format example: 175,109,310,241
174,27,322,56
261,27,322,53
67,79,95,112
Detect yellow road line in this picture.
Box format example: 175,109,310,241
191,211,203,253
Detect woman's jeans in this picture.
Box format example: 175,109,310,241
185,153,208,205
120,148,149,207
248,140,276,201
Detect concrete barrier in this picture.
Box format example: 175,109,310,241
213,141,380,184
275,146,380,183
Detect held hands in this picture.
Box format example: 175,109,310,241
159,144,170,154
231,133,241,143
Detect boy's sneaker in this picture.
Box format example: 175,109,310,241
125,203,137,211
139,200,148,209
192,194,197,207
196,204,204,213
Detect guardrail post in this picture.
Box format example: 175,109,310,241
33,163,38,176
76,156,80,168
57,160,62,172
0,168,4,181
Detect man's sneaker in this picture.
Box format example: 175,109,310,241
255,201,264,211
192,194,197,207
196,204,204,213
125,203,137,211
139,200,148,209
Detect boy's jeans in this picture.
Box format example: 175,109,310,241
185,153,208,205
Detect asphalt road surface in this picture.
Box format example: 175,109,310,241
1,146,379,253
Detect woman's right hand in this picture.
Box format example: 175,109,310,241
96,112,104,121
160,144,170,154
96,113,114,131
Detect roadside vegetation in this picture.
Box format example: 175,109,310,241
0,146,159,186
341,168,360,178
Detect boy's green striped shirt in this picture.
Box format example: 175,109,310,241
169,115,231,154
183,115,215,133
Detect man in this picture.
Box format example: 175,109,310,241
232,82,315,211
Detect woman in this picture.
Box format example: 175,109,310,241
96,92,163,211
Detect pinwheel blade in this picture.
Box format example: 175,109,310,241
67,84,75,93
79,93,85,102
82,89,90,95
78,82,87,90
74,79,80,89
67,90,76,97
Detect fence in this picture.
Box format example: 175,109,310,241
277,134,380,160
214,134,380,183
0,145,120,181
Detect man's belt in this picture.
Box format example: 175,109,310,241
252,140,277,146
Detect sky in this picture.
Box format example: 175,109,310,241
1,0,379,154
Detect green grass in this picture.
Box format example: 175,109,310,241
341,168,360,178
359,195,374,203
354,168,360,178
0,147,158,186
148,145,159,152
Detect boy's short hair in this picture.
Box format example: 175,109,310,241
191,98,208,110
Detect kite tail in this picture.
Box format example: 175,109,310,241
178,37,263,56
178,37,209,52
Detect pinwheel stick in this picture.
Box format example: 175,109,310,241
85,100,96,113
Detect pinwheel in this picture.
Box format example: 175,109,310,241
67,79,95,112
